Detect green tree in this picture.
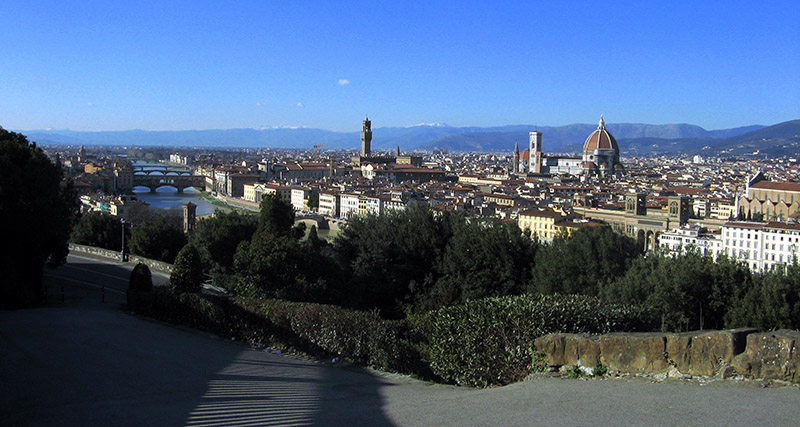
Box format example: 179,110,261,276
231,232,321,300
528,226,641,296
71,211,127,251
307,192,319,210
188,210,257,274
431,218,537,308
332,206,453,317
170,244,205,294
128,215,186,263
257,193,295,238
0,128,77,308
725,263,800,330
602,251,751,332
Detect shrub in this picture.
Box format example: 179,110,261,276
593,361,609,377
289,304,376,363
170,244,205,294
125,292,655,388
367,320,423,374
128,263,153,292
414,294,656,387
566,365,584,379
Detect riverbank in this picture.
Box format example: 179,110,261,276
197,191,259,215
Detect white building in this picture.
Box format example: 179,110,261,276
360,195,382,216
722,221,800,272
339,193,360,219
660,221,800,272
318,192,340,217
290,187,312,212
659,225,723,258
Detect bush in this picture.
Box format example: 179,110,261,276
125,292,656,388
367,320,424,374
566,365,584,379
289,304,376,363
170,244,205,294
414,294,656,387
127,293,420,374
593,362,609,377
128,263,153,292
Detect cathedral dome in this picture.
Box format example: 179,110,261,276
583,115,618,152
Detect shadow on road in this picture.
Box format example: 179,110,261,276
2,278,396,426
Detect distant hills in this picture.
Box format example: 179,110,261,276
617,120,800,157
19,119,800,157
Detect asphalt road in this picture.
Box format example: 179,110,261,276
2,256,799,426
40,252,170,305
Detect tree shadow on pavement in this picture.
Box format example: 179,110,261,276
0,305,396,426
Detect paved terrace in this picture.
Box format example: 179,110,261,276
1,261,799,426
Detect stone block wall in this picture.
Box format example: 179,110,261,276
535,329,800,383
69,243,173,273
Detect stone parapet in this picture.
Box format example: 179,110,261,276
69,243,173,273
535,328,798,383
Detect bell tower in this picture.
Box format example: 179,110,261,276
529,131,542,173
361,115,372,157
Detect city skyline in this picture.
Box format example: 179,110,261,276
2,1,798,133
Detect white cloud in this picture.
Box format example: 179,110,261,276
296,102,304,108
337,79,350,86
87,102,95,107
256,102,264,107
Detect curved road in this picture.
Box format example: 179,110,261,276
1,255,798,426
40,252,170,304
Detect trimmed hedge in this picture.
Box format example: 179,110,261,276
127,292,656,387
415,294,658,387
128,292,422,374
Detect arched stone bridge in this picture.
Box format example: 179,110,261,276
131,163,204,192
132,174,205,192
132,165,192,175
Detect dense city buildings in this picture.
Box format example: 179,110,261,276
43,116,800,272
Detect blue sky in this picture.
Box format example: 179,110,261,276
2,1,798,132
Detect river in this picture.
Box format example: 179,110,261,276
133,187,217,216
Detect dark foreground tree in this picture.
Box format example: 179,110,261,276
0,127,76,308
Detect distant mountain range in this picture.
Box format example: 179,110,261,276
19,119,800,157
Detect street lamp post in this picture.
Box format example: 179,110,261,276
120,218,126,262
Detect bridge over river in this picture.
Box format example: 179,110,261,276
132,163,204,192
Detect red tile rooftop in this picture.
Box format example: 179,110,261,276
750,181,800,192
724,221,800,230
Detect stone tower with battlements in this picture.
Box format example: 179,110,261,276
361,115,372,157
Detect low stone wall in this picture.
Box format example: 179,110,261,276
128,255,173,274
69,243,173,273
69,243,123,260
535,329,800,383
